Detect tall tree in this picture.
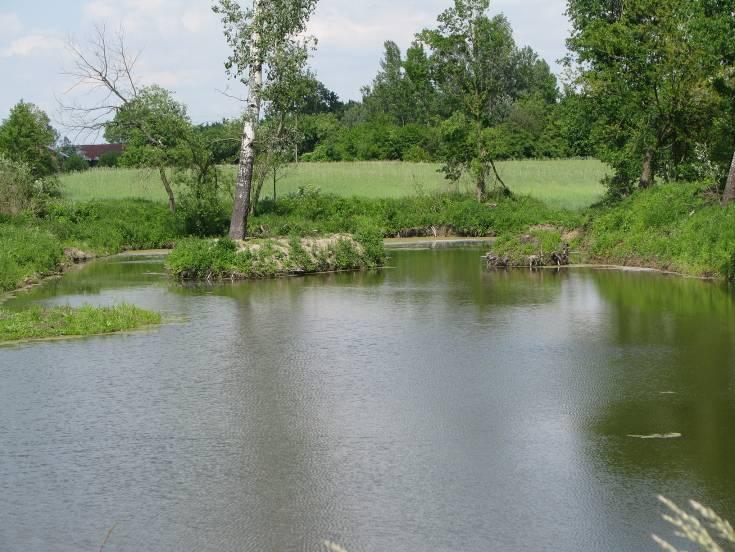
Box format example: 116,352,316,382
419,0,531,200
213,0,318,240
62,26,183,212
0,101,58,179
104,86,191,213
566,0,720,195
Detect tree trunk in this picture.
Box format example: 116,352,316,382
722,150,735,206
251,156,270,216
639,149,655,189
228,1,262,240
475,174,486,202
159,166,175,214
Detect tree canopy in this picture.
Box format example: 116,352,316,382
0,101,58,179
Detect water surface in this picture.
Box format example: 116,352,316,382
1,248,734,551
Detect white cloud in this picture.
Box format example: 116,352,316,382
0,12,23,37
1,34,63,58
181,9,208,33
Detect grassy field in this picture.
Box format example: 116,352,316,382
60,159,610,210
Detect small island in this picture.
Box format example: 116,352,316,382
165,231,386,281
0,304,161,344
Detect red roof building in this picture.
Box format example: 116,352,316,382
75,144,124,165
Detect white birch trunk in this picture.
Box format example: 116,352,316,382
722,150,735,206
228,0,263,240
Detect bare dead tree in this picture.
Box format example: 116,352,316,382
60,25,140,137
59,25,178,213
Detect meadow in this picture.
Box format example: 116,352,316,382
60,159,610,211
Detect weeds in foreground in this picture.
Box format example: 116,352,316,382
654,496,735,552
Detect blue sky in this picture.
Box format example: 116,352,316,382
0,0,570,136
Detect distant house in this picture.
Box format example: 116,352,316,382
75,144,124,166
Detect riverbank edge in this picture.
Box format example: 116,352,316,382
165,233,387,282
4,233,729,301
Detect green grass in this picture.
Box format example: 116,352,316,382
0,225,64,292
60,159,609,210
0,199,182,293
249,192,584,239
166,230,386,281
0,304,161,343
585,181,735,278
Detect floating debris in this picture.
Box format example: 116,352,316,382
627,433,682,440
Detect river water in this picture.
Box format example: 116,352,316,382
1,248,734,552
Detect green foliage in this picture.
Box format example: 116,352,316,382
62,153,89,173
585,181,735,278
166,234,385,280
212,0,319,109
0,224,63,292
489,227,577,266
97,150,121,168
0,101,58,178
250,189,583,238
419,0,560,197
0,304,161,343
105,86,192,169
175,168,229,237
566,0,728,193
44,199,180,254
0,155,59,216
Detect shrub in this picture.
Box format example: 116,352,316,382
44,199,180,254
174,169,230,237
0,155,59,216
63,154,89,173
98,151,121,168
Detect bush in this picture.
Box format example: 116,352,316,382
44,199,180,253
250,190,582,239
63,154,89,173
98,151,121,168
174,169,229,237
0,155,59,216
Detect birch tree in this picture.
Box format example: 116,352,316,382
213,0,319,240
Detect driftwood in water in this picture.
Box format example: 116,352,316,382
484,243,570,269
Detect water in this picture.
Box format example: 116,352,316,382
1,248,734,552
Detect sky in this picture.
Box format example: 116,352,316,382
0,0,570,137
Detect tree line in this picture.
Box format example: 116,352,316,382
1,0,733,241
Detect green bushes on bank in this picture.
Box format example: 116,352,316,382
0,225,64,292
44,199,180,253
251,190,583,238
0,198,181,293
585,181,735,278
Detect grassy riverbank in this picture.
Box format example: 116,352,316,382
60,159,609,210
167,230,386,281
0,304,161,343
0,199,180,293
486,181,735,279
3,175,734,293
